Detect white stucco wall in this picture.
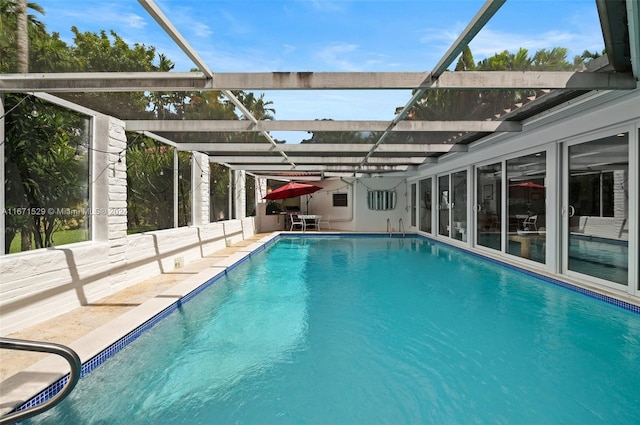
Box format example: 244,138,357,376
301,177,409,232
0,114,256,336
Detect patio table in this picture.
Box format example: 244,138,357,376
298,215,322,231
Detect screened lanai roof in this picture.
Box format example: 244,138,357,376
1,0,638,179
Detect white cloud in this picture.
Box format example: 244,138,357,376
316,43,361,71
192,22,213,38
282,44,297,55
124,13,146,30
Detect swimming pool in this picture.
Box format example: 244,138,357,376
24,236,640,424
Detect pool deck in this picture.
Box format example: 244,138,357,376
0,232,277,416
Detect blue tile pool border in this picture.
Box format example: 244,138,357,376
412,233,640,315
13,232,639,414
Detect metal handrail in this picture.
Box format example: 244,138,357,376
0,337,82,425
398,218,405,238
386,218,392,237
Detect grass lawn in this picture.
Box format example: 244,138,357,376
9,228,89,254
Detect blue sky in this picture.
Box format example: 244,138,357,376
34,0,604,142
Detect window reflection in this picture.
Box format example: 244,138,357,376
419,178,432,233
477,163,502,251
452,170,467,242
438,175,449,237
506,152,546,263
568,134,628,285
410,183,417,228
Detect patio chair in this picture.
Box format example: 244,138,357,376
522,215,537,231
290,214,305,231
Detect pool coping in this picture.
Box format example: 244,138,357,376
3,231,639,416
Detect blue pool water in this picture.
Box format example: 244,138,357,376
26,236,640,424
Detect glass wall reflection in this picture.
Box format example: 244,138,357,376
477,163,502,251
452,170,467,242
506,152,546,263
410,183,417,228
419,178,432,233
438,175,450,237
568,134,628,285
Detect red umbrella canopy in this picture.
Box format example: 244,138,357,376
509,181,545,188
263,182,322,200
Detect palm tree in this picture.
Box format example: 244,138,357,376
235,91,276,120
16,0,28,71
0,0,45,73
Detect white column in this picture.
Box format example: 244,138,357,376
228,168,233,219
191,152,210,226
100,116,128,269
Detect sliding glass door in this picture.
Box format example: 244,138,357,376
476,162,501,251
506,152,546,263
451,170,467,242
438,175,449,237
436,171,467,241
565,133,629,286
419,178,432,233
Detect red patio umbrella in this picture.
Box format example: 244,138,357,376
263,182,322,200
509,181,545,206
508,182,545,188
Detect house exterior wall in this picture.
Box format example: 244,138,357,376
407,88,639,297
298,177,408,232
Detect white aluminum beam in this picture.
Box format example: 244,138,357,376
432,0,506,77
0,71,635,92
125,119,522,133
210,156,432,165
0,72,208,91
219,89,295,166
139,131,180,148
359,0,504,171
176,143,467,153
224,164,413,172
138,0,214,78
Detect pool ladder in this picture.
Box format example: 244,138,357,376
386,218,406,238
0,337,81,424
